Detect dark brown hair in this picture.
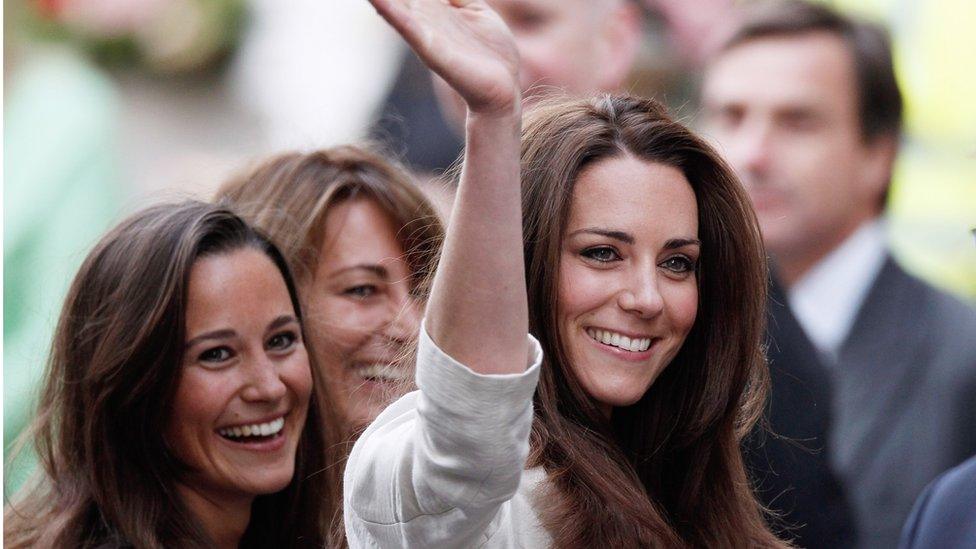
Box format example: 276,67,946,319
721,0,902,143
3,201,341,548
216,145,443,293
522,95,782,547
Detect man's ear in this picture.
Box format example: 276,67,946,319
596,1,642,92
859,133,899,211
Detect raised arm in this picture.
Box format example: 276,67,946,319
347,4,539,545
368,0,527,374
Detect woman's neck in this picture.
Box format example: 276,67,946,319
176,483,253,548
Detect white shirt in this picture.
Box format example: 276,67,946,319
788,220,888,360
343,325,552,548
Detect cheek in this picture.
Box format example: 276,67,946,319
170,371,219,424
166,372,222,458
303,294,379,354
557,257,608,325
286,347,314,410
665,283,699,337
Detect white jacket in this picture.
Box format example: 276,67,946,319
343,325,551,548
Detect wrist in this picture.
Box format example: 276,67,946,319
466,103,522,135
466,83,522,121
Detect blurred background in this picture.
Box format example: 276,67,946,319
4,0,974,492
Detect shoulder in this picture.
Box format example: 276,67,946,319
900,456,976,548
878,260,976,357
886,260,976,325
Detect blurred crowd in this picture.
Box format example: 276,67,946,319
4,0,975,547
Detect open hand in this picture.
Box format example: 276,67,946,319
368,0,520,116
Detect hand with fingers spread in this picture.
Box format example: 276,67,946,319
366,0,528,377
368,0,520,116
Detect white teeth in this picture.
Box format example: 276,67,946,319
219,417,285,439
586,328,654,353
356,364,411,383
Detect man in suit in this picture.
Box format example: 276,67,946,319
899,454,976,548
748,277,856,547
700,1,976,547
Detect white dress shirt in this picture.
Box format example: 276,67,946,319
788,219,888,360
344,324,552,548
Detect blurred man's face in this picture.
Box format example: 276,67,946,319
490,0,620,98
434,0,638,126
701,33,891,281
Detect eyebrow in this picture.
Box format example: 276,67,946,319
569,229,701,250
184,315,299,350
267,315,299,332
664,238,702,250
268,315,298,332
323,264,389,279
185,329,236,350
569,228,635,244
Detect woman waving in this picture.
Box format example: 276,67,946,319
346,0,785,547
343,0,543,546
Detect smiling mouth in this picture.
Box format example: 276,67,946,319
352,363,412,384
217,416,285,443
585,328,655,353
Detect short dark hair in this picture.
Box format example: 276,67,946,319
721,0,903,142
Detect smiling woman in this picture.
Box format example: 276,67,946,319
343,0,783,545
520,94,780,546
216,146,444,432
3,202,340,548
556,157,701,417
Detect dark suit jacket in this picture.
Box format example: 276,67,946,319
899,454,976,548
746,277,857,548
371,51,463,173
830,257,976,548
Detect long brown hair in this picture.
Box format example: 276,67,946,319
521,95,782,547
215,145,443,292
3,202,342,548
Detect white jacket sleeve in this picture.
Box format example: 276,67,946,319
343,323,543,548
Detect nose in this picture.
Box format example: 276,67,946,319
732,119,773,179
617,267,665,319
241,355,288,403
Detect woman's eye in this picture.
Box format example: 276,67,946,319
660,255,696,274
344,285,378,299
199,346,233,363
267,331,298,351
581,246,621,263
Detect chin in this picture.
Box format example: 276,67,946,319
594,391,645,410
248,466,297,495
584,376,653,410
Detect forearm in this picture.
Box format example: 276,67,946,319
425,109,528,375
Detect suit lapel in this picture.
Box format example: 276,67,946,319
830,257,931,477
